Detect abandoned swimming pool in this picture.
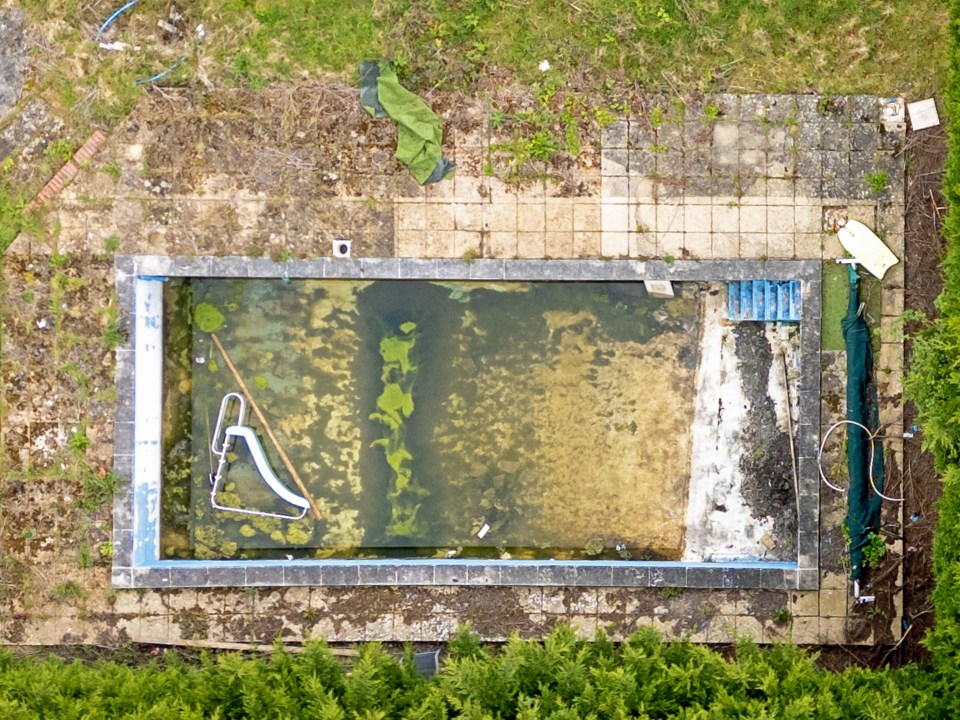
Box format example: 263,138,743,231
112,257,822,590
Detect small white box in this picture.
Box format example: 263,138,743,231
907,98,940,131
644,280,675,298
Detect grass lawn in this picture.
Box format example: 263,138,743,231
821,261,883,352
12,0,950,133
203,0,948,95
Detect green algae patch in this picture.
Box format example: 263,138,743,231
379,334,415,379
194,302,225,333
370,321,428,538
376,383,414,419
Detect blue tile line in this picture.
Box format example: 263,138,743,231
133,280,164,565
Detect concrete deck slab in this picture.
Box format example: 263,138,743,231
0,91,907,648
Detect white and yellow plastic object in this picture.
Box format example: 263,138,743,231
837,220,899,280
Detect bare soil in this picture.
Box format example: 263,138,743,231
890,126,948,666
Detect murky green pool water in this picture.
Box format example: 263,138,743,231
161,279,703,560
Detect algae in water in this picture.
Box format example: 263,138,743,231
378,335,415,378
369,321,428,538
194,301,225,333
375,383,414,421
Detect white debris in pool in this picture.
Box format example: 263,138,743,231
683,290,777,562
765,323,799,435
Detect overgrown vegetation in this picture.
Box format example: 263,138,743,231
190,0,947,95
904,0,960,671
0,185,30,256
9,0,949,142
0,625,950,717
861,531,887,570
866,170,889,195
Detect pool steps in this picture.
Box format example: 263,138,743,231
726,280,802,322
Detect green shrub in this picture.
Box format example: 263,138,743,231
68,426,89,454
905,0,960,675
865,170,888,194
49,581,84,603
862,531,887,569
43,138,78,164
0,627,947,717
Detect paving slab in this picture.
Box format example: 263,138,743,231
0,90,908,649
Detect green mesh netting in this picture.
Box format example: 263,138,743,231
842,269,884,582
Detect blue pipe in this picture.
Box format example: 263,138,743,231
94,0,139,41
135,56,188,85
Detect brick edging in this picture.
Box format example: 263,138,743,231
24,129,107,213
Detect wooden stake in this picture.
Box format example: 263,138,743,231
210,332,324,521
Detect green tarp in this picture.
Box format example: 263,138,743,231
842,268,884,582
359,61,454,185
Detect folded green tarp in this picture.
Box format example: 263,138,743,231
842,267,884,582
359,61,454,185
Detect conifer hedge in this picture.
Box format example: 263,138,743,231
905,0,960,678
0,627,949,718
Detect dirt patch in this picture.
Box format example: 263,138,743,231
173,609,211,641
741,590,790,624
734,323,798,553
434,587,544,638
0,254,118,636
893,125,948,664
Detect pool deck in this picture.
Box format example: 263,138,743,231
1,91,907,647
113,257,820,591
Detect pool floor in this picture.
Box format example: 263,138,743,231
158,276,800,565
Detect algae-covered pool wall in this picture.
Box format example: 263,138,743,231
115,257,821,591
430,282,700,559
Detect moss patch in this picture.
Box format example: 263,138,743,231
194,301,225,333
821,262,881,352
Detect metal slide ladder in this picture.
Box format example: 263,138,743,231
209,392,310,520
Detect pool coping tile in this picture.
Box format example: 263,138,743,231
115,257,820,592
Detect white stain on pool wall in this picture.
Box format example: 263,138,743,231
133,278,164,563
683,288,798,562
